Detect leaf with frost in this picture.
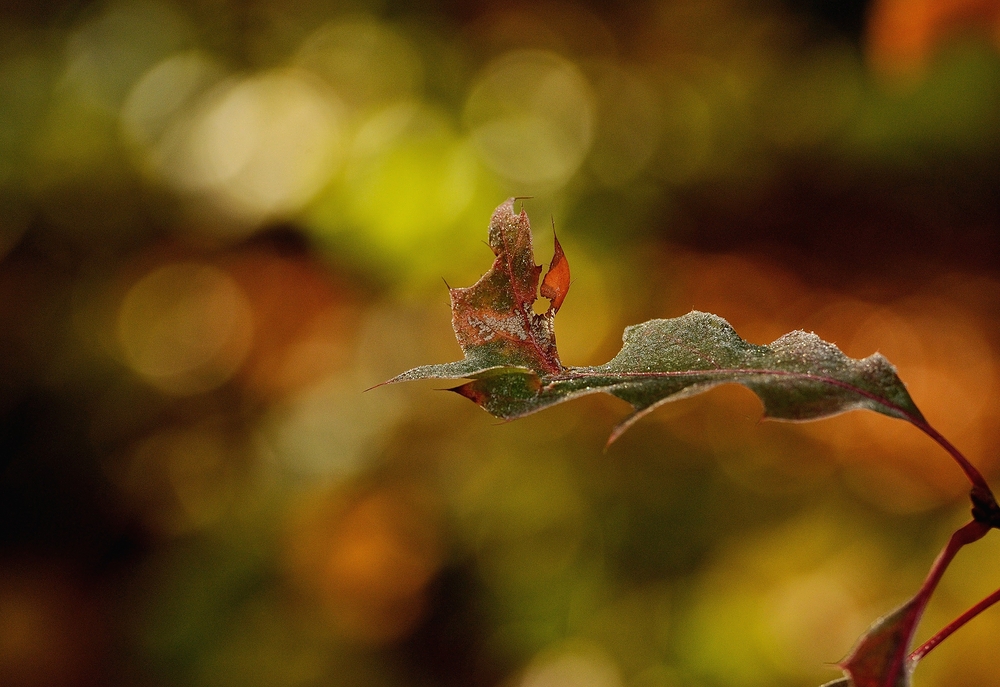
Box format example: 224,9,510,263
392,197,567,381
387,199,924,443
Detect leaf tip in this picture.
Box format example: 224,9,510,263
368,373,408,390
606,411,641,448
447,381,486,405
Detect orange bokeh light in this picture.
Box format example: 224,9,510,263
225,247,359,398
868,0,1000,76
284,486,442,644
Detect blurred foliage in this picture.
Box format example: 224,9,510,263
3,1,1000,686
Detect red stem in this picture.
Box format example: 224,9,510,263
855,520,989,687
872,521,988,686
910,521,989,609
912,420,993,500
910,585,1000,663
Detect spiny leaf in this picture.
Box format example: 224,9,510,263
387,199,924,444
393,198,565,382
386,200,997,687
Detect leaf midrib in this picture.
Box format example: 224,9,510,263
545,367,920,422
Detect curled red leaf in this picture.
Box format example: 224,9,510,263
540,226,570,312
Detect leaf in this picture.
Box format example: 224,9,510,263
826,596,922,687
394,198,565,381
539,222,569,311
387,199,924,444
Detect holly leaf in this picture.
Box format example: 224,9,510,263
387,200,995,687
393,198,566,381
387,199,924,444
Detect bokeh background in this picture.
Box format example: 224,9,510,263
3,0,1000,685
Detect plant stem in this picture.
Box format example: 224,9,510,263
914,421,991,496
839,520,989,687
912,421,1000,526
911,520,989,607
901,520,990,657
909,585,1000,663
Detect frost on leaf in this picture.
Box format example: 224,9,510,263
386,200,924,444
387,198,566,383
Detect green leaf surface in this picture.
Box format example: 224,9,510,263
387,200,924,443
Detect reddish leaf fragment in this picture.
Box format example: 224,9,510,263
540,225,570,312
447,198,564,375
837,597,921,687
